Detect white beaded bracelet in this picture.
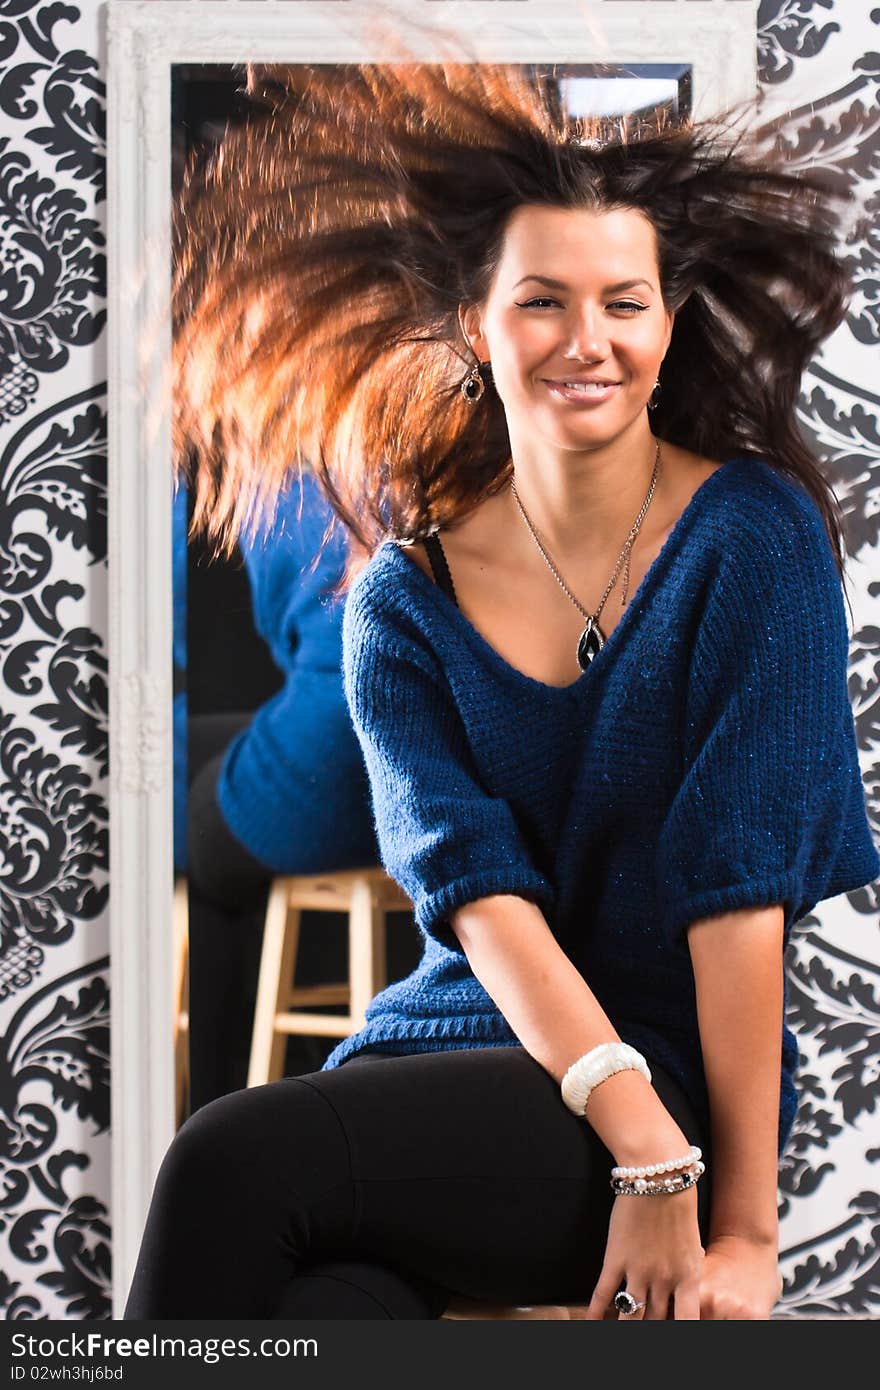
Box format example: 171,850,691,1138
611,1146,703,1180
560,1042,651,1117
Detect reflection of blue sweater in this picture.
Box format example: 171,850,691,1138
323,458,880,1157
216,472,377,872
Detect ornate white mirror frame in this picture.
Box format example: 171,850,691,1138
106,0,758,1313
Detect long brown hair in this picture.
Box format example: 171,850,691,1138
172,62,852,582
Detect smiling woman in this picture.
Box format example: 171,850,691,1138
124,61,879,1321
465,206,672,444
448,202,679,677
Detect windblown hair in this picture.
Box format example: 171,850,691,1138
172,62,852,580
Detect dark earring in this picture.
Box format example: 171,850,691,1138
461,361,488,403
648,379,661,411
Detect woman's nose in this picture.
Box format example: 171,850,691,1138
561,310,610,360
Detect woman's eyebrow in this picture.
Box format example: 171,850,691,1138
511,274,654,293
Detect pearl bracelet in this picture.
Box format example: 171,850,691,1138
610,1146,702,1181
560,1042,651,1117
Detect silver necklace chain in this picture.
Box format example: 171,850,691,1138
509,438,662,631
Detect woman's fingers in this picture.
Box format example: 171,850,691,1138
591,1276,698,1321
619,1283,696,1320
643,1285,671,1320
585,1263,624,1321
671,1281,701,1320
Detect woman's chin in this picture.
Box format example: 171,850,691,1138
530,418,637,455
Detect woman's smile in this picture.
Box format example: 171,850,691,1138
541,378,623,405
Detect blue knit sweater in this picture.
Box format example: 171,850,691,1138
216,472,377,872
321,457,880,1155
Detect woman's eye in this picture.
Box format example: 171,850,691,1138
514,298,648,313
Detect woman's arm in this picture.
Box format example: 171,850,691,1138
451,893,706,1320
451,893,690,1162
687,903,786,1318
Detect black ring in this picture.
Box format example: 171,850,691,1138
613,1289,645,1316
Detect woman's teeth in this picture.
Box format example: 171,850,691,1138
561,381,615,392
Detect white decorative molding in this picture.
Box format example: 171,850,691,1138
116,673,171,794
105,0,758,1315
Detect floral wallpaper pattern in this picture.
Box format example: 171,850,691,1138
1,0,109,1319
0,0,877,1319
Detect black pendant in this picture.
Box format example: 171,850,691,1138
576,618,604,671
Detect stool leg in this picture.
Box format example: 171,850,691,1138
348,876,387,1028
373,907,388,1000
248,881,301,1086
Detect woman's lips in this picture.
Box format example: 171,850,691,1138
543,380,622,405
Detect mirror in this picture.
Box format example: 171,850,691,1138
170,55,696,1125
107,0,758,1313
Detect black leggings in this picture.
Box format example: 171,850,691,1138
124,1046,711,1320
185,716,275,1110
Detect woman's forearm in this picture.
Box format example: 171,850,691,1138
687,904,784,1248
450,894,690,1165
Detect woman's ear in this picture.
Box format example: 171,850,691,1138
459,302,487,359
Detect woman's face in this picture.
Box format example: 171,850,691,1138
461,203,674,454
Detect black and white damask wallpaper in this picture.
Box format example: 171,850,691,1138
0,0,878,1319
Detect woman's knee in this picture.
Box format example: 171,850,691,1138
156,1079,351,1213
154,1090,258,1209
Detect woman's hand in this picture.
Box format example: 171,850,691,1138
585,1188,705,1321
697,1235,782,1320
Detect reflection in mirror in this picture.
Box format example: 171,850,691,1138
169,61,692,1127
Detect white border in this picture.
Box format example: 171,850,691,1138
106,0,758,1314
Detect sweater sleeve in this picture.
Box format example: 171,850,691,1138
655,489,880,943
343,571,555,954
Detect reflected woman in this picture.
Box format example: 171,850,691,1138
126,63,879,1319
174,470,382,1107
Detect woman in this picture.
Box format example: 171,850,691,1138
125,64,879,1320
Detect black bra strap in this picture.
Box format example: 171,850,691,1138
422,532,459,608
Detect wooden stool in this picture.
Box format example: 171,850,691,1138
247,867,411,1086
441,1298,590,1320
